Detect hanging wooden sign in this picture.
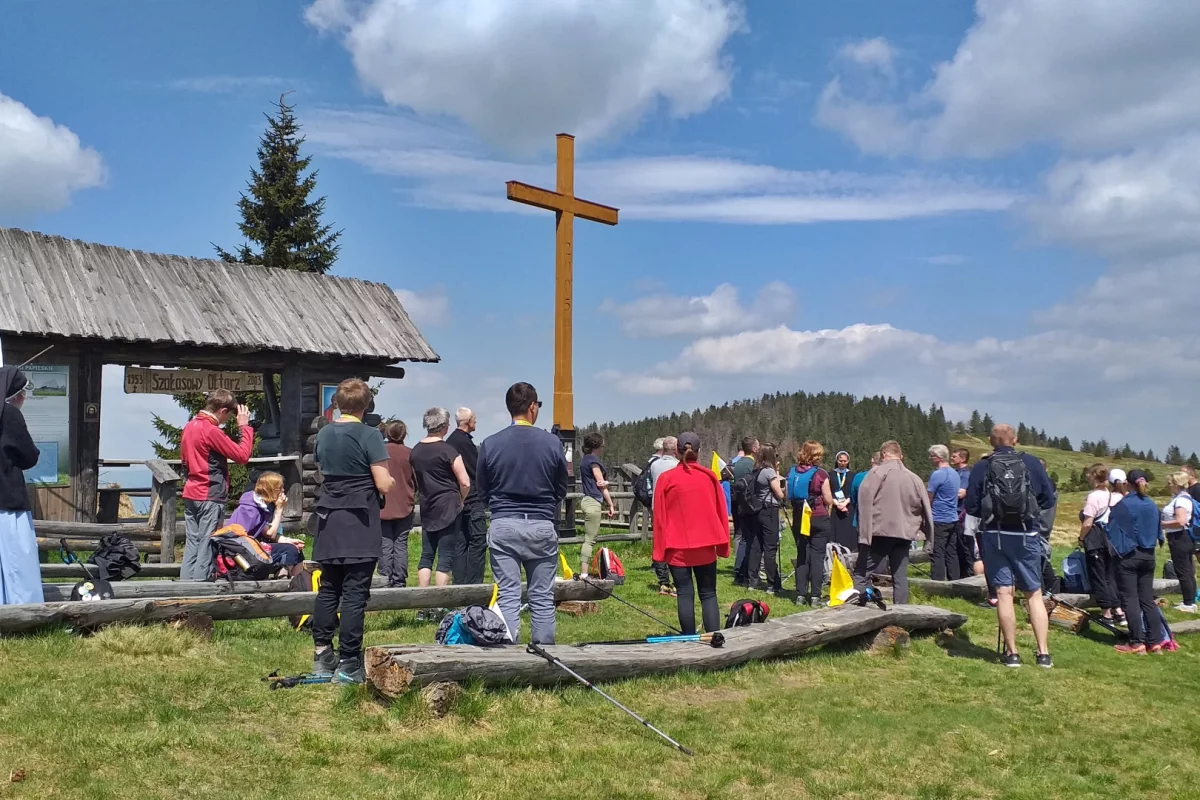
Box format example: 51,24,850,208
123,368,265,395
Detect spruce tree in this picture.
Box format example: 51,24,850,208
1166,445,1185,466
1188,452,1200,470
968,410,983,436
152,95,341,493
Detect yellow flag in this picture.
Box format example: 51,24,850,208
710,451,726,479
558,552,574,580
799,501,812,536
828,551,857,606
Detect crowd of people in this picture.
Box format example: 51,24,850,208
3,361,1197,678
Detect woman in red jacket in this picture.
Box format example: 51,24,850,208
653,432,731,634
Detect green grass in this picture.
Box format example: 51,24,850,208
4,540,1200,800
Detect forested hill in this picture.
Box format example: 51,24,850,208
585,392,957,475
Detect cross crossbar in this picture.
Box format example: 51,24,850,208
506,181,619,226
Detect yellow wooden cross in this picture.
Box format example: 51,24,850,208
507,133,619,431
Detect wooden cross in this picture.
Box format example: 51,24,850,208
507,133,619,431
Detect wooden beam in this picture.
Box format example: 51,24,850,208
505,182,619,226
38,537,160,553
42,562,180,579
367,604,967,698
279,365,304,520
0,580,613,635
74,350,104,523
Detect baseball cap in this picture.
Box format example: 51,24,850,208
678,431,701,453
1127,469,1148,485
1108,468,1127,483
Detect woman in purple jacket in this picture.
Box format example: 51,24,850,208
226,472,304,575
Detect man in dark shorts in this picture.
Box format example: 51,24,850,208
411,407,470,587
966,424,1056,669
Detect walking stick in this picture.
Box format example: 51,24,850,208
576,575,683,635
526,643,693,756
780,505,796,583
575,632,725,648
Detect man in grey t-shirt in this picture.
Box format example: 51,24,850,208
649,436,680,595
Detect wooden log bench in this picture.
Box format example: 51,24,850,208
904,574,1181,607
42,562,181,580
0,580,612,636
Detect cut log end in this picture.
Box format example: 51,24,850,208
555,601,600,617
366,648,415,701
420,682,462,719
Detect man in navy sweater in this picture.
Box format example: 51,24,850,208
966,424,1056,668
476,382,568,644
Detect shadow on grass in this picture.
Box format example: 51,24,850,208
935,629,998,663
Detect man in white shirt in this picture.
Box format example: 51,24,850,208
649,436,680,596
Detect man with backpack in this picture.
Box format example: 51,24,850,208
730,436,759,587
965,424,1056,669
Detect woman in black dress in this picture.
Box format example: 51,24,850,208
829,451,857,550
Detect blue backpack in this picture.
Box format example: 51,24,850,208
1187,496,1200,544
787,466,817,505
1060,549,1089,594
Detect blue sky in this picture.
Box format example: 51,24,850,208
4,0,1200,467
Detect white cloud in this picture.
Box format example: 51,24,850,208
600,282,796,338
305,108,1016,225
394,286,450,327
839,37,897,79
816,1,1200,159
597,369,695,396
0,91,105,213
305,0,744,153
165,76,289,94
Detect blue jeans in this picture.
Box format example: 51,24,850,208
980,530,1042,592
489,516,558,644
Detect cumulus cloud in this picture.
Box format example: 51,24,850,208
597,369,695,396
305,108,1016,225
839,37,897,78
816,1,1200,159
600,282,796,338
0,91,105,213
305,0,744,152
394,286,450,327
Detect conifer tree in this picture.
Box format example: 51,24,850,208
152,95,340,489
968,410,984,436
1166,445,1185,466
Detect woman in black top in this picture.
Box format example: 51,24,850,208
311,379,393,684
0,367,43,604
829,451,857,549
411,407,470,587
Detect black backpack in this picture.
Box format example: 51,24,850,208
633,456,660,508
725,598,770,628
980,451,1038,531
731,468,765,517
87,534,142,581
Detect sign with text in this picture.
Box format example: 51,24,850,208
123,368,265,395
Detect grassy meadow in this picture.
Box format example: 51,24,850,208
4,532,1200,800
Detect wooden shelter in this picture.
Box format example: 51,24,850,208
0,227,438,545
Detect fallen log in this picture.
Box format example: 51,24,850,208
40,576,320,601
37,537,161,553
907,575,1181,608
35,520,157,539
0,580,612,636
1171,619,1200,636
366,603,966,699
42,562,180,579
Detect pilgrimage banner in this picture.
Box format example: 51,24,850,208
124,368,264,395
22,364,70,485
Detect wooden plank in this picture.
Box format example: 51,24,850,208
279,365,304,521
74,351,103,523
366,604,967,698
505,181,619,225
159,479,179,564
38,538,160,553
1172,619,1200,636
0,580,613,635
123,368,265,395
145,458,181,484
35,520,154,537
43,562,180,579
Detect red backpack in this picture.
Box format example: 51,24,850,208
210,524,276,581
724,598,770,628
590,547,626,585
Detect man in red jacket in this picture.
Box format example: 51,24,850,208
179,390,254,580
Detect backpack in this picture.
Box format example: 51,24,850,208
724,598,770,628
787,466,817,505
87,534,142,581
210,524,276,581
70,577,115,602
1060,549,1090,594
287,564,322,631
731,468,765,517
590,547,626,585
980,451,1039,530
1186,496,1200,544
633,456,660,509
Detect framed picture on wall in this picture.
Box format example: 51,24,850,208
320,383,342,423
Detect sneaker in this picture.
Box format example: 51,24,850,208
1175,604,1197,613
732,579,749,588
1035,653,1053,669
1162,639,1180,652
312,647,339,677
658,585,677,597
764,587,777,596
1114,643,1147,655
333,658,365,684
1113,613,1128,628
1149,643,1165,655
1000,651,1022,668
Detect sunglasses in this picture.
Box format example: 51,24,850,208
535,400,543,408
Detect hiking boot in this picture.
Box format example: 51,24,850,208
312,647,339,677
999,651,1022,668
333,658,365,684
1114,643,1147,655
1175,603,1197,613
1035,653,1053,669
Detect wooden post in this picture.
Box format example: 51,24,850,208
262,372,280,429
146,459,181,563
74,352,103,522
279,365,303,520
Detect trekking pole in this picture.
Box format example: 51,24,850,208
576,632,725,648
526,642,693,756
576,575,683,635
780,506,796,582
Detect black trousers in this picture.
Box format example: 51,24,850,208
855,536,911,603
1085,547,1121,611
456,504,489,585
1116,548,1162,646
653,559,673,587
746,507,781,592
1168,532,1197,605
931,521,961,581
794,515,831,599
669,562,720,634
732,512,759,583
311,559,376,662
955,520,978,577
380,515,413,587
